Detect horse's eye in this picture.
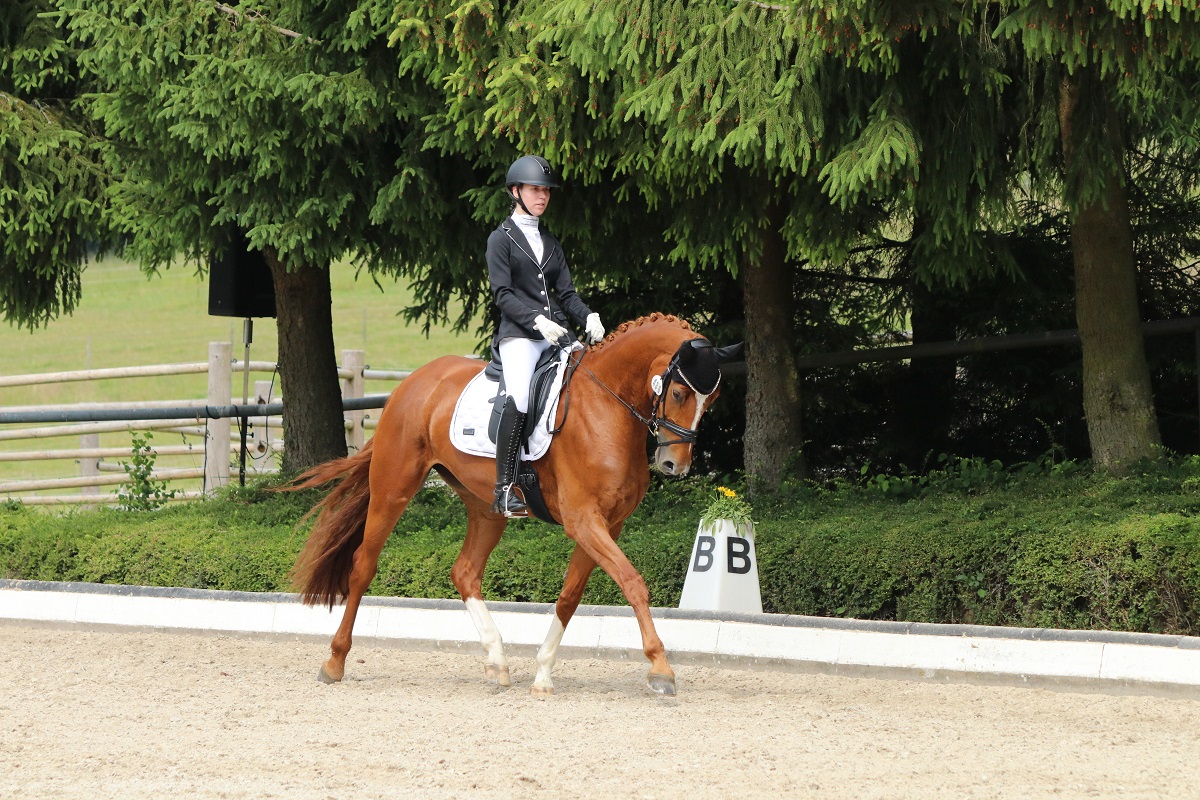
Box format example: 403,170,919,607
671,387,685,403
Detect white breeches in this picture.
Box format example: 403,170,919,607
498,336,552,413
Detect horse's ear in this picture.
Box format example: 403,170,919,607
676,339,703,367
713,342,743,363
671,339,722,394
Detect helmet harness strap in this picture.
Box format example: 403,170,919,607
512,185,535,217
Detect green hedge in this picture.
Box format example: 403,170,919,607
3,461,1200,634
754,463,1200,633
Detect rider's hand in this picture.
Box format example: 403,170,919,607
585,313,605,344
533,314,569,343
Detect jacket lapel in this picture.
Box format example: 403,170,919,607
502,222,558,268
502,222,543,267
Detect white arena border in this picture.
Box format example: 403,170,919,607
3,579,1199,695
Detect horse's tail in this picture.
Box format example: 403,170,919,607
280,440,375,609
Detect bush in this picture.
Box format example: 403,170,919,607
3,462,1200,635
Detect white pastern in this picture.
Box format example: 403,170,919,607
532,616,566,693
464,597,508,675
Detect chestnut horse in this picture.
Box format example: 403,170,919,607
287,313,737,696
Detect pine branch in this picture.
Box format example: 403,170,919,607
1,92,59,125
211,2,317,43
798,270,904,288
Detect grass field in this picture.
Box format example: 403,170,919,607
0,257,482,501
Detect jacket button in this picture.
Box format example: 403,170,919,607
539,290,545,295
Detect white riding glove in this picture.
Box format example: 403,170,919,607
585,313,605,344
533,314,569,343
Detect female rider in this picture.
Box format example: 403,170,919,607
487,155,605,517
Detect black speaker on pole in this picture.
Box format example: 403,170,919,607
208,228,277,319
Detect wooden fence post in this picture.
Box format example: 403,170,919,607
205,342,232,492
342,349,365,452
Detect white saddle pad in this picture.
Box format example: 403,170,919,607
449,347,575,461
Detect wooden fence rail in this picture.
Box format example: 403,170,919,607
0,343,408,507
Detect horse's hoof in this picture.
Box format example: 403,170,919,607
647,673,676,696
317,663,343,684
485,664,511,687
530,683,554,699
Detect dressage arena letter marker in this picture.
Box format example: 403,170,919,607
678,520,763,614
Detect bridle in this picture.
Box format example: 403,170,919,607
566,345,708,450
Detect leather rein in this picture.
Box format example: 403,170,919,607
553,343,701,449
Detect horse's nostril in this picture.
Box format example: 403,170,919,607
662,460,675,474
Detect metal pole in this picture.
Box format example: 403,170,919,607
240,318,253,486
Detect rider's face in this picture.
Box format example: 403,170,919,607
513,184,551,217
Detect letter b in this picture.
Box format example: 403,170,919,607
692,536,716,572
727,537,751,574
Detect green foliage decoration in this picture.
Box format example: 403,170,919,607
700,485,754,529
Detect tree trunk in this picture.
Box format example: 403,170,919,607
265,250,348,473
1058,71,1160,474
743,199,805,492
890,279,957,463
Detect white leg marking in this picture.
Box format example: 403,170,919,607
532,616,566,695
465,598,509,682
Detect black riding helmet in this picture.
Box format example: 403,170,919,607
505,154,561,189
506,155,561,216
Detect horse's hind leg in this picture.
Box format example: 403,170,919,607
450,500,510,686
530,531,608,698
321,464,424,683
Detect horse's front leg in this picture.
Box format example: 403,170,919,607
562,512,675,696
531,532,608,697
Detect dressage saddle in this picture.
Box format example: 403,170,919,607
483,342,569,447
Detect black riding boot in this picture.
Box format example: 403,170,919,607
491,397,528,517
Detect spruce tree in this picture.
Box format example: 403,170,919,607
994,0,1200,470
391,0,827,490
1,0,109,329
586,0,1200,474
391,0,1200,480
763,0,1200,473
59,0,480,471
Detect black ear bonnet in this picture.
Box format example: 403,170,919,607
668,339,744,395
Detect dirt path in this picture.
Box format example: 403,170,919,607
2,624,1197,799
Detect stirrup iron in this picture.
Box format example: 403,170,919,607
492,482,527,518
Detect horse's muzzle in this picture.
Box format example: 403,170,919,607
655,447,692,477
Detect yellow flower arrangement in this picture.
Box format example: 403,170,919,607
700,485,754,529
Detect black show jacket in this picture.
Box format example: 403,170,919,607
487,218,593,343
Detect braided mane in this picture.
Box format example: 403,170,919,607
589,313,695,351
